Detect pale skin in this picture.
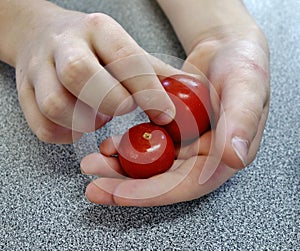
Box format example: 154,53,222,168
0,0,270,206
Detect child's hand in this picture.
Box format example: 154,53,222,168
183,26,270,172
80,4,270,206
80,130,235,206
10,2,175,143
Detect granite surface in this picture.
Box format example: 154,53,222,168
0,0,299,250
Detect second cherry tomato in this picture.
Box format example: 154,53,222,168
161,74,211,143
117,122,175,179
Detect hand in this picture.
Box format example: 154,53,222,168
183,25,270,171
80,19,270,207
10,1,175,143
81,129,237,206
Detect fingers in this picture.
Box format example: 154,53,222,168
32,61,111,132
83,156,237,207
54,39,137,117
88,13,176,124
54,13,176,125
81,153,126,178
99,135,122,156
18,82,83,144
17,11,185,144
84,178,123,206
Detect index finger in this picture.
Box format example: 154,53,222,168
90,14,176,124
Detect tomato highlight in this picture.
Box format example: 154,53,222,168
161,74,211,143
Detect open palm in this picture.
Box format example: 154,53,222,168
81,24,270,207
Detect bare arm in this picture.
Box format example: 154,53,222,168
157,0,258,54
0,0,177,143
1,0,270,206
80,1,271,206
0,0,61,66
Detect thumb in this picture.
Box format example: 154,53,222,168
211,41,270,169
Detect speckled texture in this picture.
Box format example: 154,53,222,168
0,0,299,250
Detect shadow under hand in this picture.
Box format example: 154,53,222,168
79,196,211,231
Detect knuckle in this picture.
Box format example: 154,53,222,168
113,44,138,60
135,87,167,110
85,13,113,27
58,52,89,89
241,103,262,128
40,92,69,121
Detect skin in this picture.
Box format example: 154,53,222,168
81,0,270,206
0,0,270,206
0,0,176,143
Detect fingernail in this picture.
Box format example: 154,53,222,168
156,108,176,125
231,136,249,166
80,156,94,175
81,163,99,175
80,162,88,175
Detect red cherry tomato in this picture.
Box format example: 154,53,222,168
161,74,211,143
118,122,175,179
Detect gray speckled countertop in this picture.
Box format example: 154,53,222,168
0,0,299,250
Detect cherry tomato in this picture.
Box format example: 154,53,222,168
161,74,211,143
118,122,175,179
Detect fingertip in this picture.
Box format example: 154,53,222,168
217,135,252,170
85,178,127,206
131,85,176,125
148,106,176,125
214,111,252,170
85,181,116,205
80,153,98,175
99,135,122,156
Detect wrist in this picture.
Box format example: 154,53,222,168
0,0,63,66
157,0,257,54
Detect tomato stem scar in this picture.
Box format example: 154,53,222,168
143,132,152,140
